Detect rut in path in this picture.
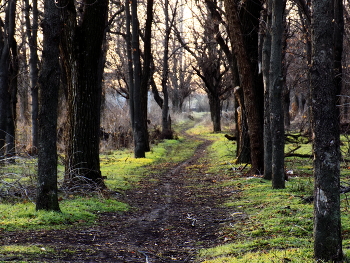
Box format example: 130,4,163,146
1,136,240,263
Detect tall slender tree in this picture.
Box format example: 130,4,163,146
24,0,39,153
262,0,272,180
310,0,343,260
36,0,61,211
140,0,153,150
161,0,174,139
269,0,285,188
131,0,146,158
0,0,16,162
6,39,18,162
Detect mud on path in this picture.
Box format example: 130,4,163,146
1,136,240,262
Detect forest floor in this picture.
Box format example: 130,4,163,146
1,134,241,262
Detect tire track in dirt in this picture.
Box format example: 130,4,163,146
1,134,239,262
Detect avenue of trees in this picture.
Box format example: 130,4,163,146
0,0,348,261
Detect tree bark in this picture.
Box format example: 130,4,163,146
125,0,134,130
60,0,108,187
131,0,146,158
234,86,251,164
161,0,173,139
208,92,221,133
270,0,285,189
0,0,16,162
6,39,18,163
36,0,61,211
224,0,264,174
262,3,272,180
24,0,39,153
310,0,343,260
141,0,153,148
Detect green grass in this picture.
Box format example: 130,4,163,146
101,136,201,190
0,123,202,232
0,197,128,231
0,244,54,262
194,130,350,263
2,114,350,262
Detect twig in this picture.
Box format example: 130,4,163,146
138,251,150,263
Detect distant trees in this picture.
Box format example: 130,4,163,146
177,0,233,133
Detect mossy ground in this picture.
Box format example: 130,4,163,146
1,112,350,262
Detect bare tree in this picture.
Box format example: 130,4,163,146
160,0,173,139
36,0,61,211
176,0,232,132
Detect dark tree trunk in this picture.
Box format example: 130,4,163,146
60,0,108,187
262,2,272,180
125,0,134,130
161,0,173,139
208,92,221,133
270,0,285,189
310,0,343,260
25,0,39,153
0,0,16,162
234,86,251,164
36,0,61,211
141,0,153,148
6,39,18,163
224,0,264,175
131,0,146,158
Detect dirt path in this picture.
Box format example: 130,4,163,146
1,136,239,262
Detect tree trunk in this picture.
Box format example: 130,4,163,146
0,0,16,162
125,0,134,130
270,0,285,189
60,0,108,187
208,92,221,133
234,86,251,164
25,0,39,153
262,3,272,180
224,0,264,175
131,0,146,158
310,0,343,260
140,0,153,151
6,39,18,163
161,0,173,139
36,0,61,211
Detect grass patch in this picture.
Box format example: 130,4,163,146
3,114,350,262
102,136,201,191
0,197,128,231
200,247,312,263
0,120,202,232
194,130,350,263
0,244,54,262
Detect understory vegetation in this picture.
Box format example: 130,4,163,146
1,112,350,262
